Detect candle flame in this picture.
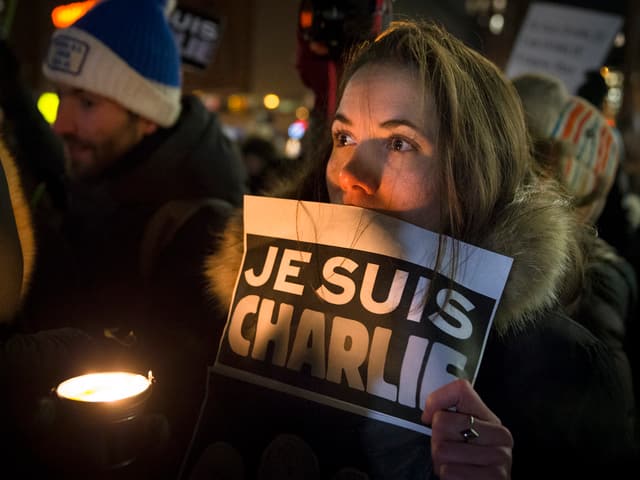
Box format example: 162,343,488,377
57,372,150,402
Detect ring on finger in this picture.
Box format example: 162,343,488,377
460,415,480,443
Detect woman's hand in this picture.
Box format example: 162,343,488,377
422,379,513,479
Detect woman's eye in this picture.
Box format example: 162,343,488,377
334,131,354,147
389,137,413,152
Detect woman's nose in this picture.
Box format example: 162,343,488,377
335,141,381,195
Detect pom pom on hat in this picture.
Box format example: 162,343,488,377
43,0,182,127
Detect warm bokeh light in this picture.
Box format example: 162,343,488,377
51,0,97,28
263,93,280,110
37,92,59,124
295,106,310,121
299,10,313,29
227,94,248,113
56,371,152,403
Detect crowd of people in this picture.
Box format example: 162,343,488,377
1,0,638,479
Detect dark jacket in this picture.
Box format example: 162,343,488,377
17,95,246,478
0,137,117,477
182,180,637,479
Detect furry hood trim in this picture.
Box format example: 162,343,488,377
204,183,578,335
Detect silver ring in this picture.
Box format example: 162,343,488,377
460,415,480,443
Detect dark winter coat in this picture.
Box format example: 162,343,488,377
182,180,637,479
16,95,246,478
1,138,114,477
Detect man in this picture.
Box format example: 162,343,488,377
20,0,247,476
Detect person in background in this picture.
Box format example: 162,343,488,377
0,136,121,477
182,20,636,479
0,37,67,214
240,135,285,195
295,0,394,157
17,0,247,476
513,71,639,459
576,69,640,264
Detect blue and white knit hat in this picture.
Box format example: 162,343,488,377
42,0,181,127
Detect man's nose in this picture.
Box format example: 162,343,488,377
52,99,75,137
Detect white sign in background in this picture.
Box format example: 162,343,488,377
505,2,623,94
212,196,513,435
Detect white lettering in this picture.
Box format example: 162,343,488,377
326,317,368,391
316,256,358,305
274,248,312,295
361,264,408,314
287,309,326,378
367,327,398,401
252,299,292,366
428,289,475,339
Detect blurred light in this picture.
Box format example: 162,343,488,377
300,10,313,29
488,13,504,34
195,91,222,112
227,94,248,113
465,0,491,14
295,106,310,121
288,119,307,140
37,92,59,124
284,138,301,158
279,98,297,114
604,69,623,87
51,0,97,28
608,87,622,104
493,0,507,11
614,32,625,48
263,93,280,110
600,66,609,77
222,125,243,142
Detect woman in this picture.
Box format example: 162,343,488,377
185,20,636,479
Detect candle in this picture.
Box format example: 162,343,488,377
56,371,153,403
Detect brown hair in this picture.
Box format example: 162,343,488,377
284,19,585,307
295,20,531,243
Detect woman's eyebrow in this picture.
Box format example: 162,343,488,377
333,114,422,132
333,112,352,125
380,119,422,131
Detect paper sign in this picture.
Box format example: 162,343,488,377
213,196,513,435
505,2,623,93
169,7,223,70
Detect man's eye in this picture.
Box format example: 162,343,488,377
80,98,95,109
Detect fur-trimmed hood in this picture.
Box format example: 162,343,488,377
204,180,579,336
0,136,35,323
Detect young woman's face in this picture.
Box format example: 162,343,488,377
326,63,442,232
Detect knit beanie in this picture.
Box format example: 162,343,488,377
43,0,182,127
513,73,620,224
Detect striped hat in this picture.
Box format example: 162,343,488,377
42,0,181,127
513,73,619,224
548,96,619,223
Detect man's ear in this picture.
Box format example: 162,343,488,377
140,118,159,136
